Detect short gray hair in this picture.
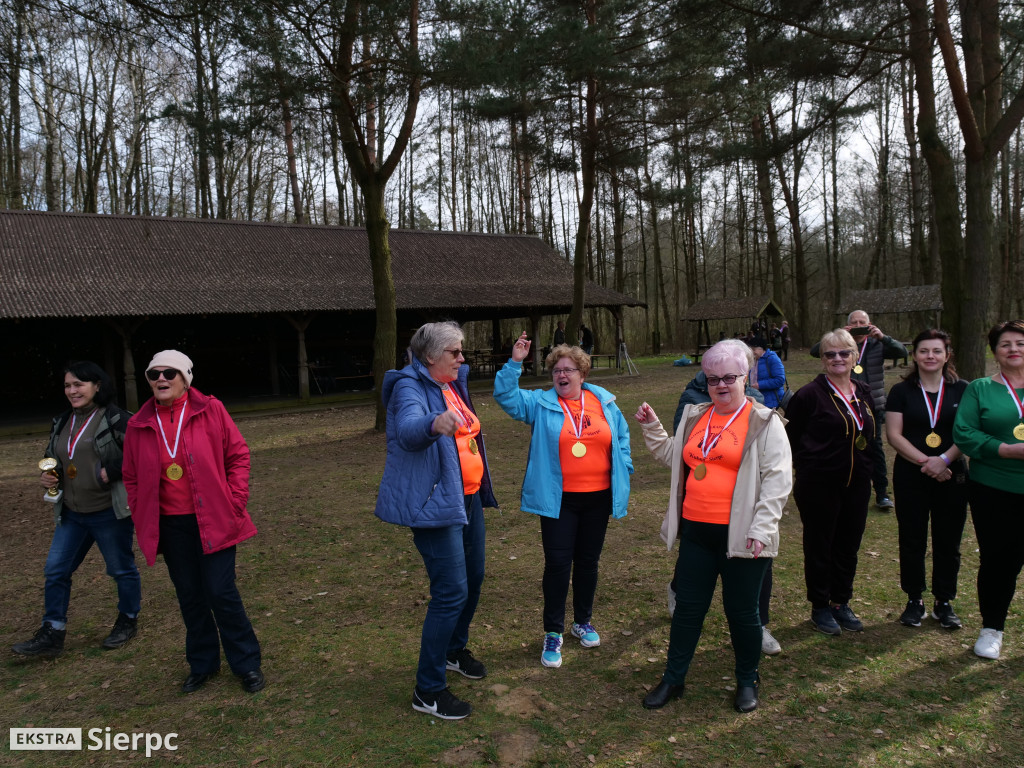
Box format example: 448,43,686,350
410,321,464,365
847,309,869,324
702,339,753,375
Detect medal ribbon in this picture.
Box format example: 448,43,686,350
698,400,749,462
558,392,587,441
826,378,864,431
919,378,945,432
67,410,98,460
998,373,1024,421
855,338,868,369
442,387,474,433
156,399,188,461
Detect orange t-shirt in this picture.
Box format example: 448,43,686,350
681,404,751,525
443,387,484,495
558,393,612,492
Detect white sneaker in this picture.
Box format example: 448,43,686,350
761,626,782,655
667,582,676,618
974,628,1003,659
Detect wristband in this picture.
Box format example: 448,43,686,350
940,453,950,466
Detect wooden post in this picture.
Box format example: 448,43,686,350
529,314,541,375
284,313,314,401
105,318,144,411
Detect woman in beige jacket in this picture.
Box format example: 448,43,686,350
636,339,792,713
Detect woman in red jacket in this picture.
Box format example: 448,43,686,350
123,350,264,694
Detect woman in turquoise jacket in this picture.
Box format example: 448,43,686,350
494,333,632,669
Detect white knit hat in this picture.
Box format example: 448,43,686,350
147,350,194,387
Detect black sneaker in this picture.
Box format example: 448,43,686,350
900,600,926,627
412,687,471,719
811,607,841,636
831,604,864,632
932,602,962,630
102,613,138,649
446,648,487,679
876,496,895,511
12,622,66,657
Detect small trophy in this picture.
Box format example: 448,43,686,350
39,458,62,504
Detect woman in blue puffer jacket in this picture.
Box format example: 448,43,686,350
375,321,497,721
747,337,787,409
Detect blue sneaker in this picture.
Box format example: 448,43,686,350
541,632,563,668
571,622,601,648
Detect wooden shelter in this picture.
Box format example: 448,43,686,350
0,210,641,414
837,286,943,320
681,295,786,360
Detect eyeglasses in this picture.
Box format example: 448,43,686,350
823,350,854,359
444,349,465,358
146,368,180,381
551,368,580,376
706,374,742,386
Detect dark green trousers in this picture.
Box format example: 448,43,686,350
665,519,769,687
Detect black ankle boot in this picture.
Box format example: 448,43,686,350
642,678,685,709
12,622,66,658
734,680,759,712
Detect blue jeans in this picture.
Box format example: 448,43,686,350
43,506,141,628
411,493,486,693
159,514,261,676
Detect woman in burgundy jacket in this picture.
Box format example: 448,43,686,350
123,350,264,695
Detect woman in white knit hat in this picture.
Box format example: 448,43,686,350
123,350,264,694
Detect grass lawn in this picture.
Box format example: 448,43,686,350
2,350,1022,767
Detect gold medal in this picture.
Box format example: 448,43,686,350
693,463,707,480
925,432,942,448
855,434,868,450
166,463,184,481
853,364,864,375
66,462,78,479
1014,423,1024,441
571,441,587,458
468,437,479,455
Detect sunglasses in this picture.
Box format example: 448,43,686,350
146,368,180,381
707,374,742,386
823,350,853,359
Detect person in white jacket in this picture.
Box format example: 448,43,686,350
635,339,792,713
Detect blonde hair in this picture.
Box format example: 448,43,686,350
546,345,591,377
819,328,857,354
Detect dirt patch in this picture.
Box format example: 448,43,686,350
441,742,488,766
494,727,541,767
493,686,556,718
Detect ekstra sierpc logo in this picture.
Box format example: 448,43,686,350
10,727,178,757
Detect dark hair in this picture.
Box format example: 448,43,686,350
902,329,958,385
987,320,1024,353
64,360,116,407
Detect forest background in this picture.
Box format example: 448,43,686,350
2,0,1024,393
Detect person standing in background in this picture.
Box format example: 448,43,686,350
554,321,566,347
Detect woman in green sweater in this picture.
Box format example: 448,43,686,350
953,320,1024,660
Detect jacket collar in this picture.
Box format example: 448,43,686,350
537,380,616,411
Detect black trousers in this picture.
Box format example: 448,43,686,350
795,474,871,608
869,411,889,499
160,515,261,676
893,461,968,602
970,480,1024,631
540,489,611,634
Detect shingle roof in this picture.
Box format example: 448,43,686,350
0,210,640,319
840,286,943,315
680,295,785,321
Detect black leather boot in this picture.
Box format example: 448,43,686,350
642,678,685,709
